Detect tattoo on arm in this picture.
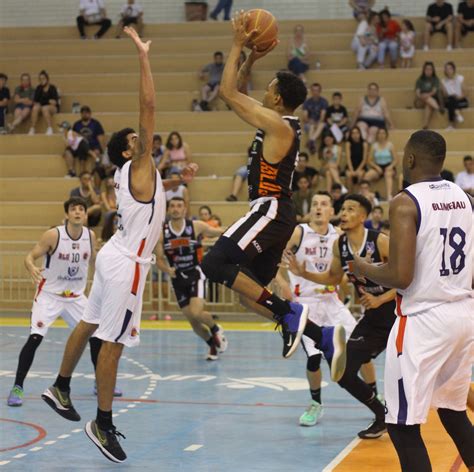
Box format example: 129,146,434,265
136,125,150,160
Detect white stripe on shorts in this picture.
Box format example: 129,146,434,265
223,201,263,238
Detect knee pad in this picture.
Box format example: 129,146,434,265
306,354,322,373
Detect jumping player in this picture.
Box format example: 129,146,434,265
286,194,396,438
156,196,228,361
200,12,347,380
353,130,473,471
42,27,198,463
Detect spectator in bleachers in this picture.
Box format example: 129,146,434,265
353,82,393,143
0,73,10,134
376,9,401,69
351,11,380,69
209,0,233,21
442,61,469,128
400,19,416,68
29,70,59,136
116,0,143,38
330,183,345,215
320,133,343,192
455,155,474,195
73,106,106,160
166,170,190,216
292,152,318,190
292,175,314,222
455,0,474,47
100,176,117,211
415,61,443,130
345,126,368,191
287,25,310,84
358,179,380,206
325,92,349,143
152,134,165,171
364,205,384,231
77,0,112,40
303,83,328,154
349,0,376,18
198,205,221,231
380,220,390,236
424,0,454,51
441,168,455,182
8,73,35,133
364,128,397,200
199,52,225,111
226,165,248,201
159,131,191,177
70,171,102,227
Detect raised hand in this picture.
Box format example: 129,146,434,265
232,10,258,48
124,26,151,54
281,249,306,277
181,163,199,184
249,40,279,62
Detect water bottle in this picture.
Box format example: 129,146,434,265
315,59,321,70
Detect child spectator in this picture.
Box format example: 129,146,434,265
303,83,328,154
165,171,190,216
116,0,143,38
364,205,384,231
349,0,376,18
0,73,10,134
376,9,401,68
77,0,112,39
73,106,106,159
70,171,102,227
358,179,380,206
424,0,454,51
287,25,310,84
292,152,318,190
319,133,343,192
29,70,59,136
325,92,349,143
152,134,165,170
199,52,225,111
455,0,474,47
8,73,35,133
400,19,416,68
442,61,469,128
352,12,380,69
159,131,191,177
415,61,443,129
292,175,314,222
455,155,474,196
345,126,368,191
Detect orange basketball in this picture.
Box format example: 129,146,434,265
245,9,278,52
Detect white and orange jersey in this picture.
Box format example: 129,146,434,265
288,223,340,299
398,178,473,316
38,224,92,299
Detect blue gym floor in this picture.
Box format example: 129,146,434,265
0,325,384,471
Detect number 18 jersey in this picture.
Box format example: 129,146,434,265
398,179,473,316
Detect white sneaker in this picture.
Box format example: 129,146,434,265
423,45,429,52
455,113,464,124
45,127,53,135
446,125,454,130
206,344,219,361
213,325,228,353
28,127,35,135
446,45,453,51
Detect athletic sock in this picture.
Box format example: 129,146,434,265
257,288,291,318
210,324,219,335
303,321,323,345
368,381,378,396
364,393,385,421
206,337,214,347
54,374,72,392
310,388,321,404
96,408,113,431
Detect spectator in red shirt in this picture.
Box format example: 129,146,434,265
377,10,401,68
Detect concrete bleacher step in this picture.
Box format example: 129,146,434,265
0,226,47,241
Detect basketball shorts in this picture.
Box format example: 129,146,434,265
82,242,151,347
385,297,474,425
300,294,357,358
172,272,206,309
31,291,87,336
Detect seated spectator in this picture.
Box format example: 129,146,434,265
100,176,117,211
209,0,233,21
8,73,35,133
358,179,380,206
77,0,112,40
380,219,390,236
159,131,191,177
364,128,397,200
226,165,248,201
116,0,143,38
364,205,384,231
287,25,310,83
303,83,328,154
0,73,10,134
345,126,368,191
73,106,106,158
441,168,455,181
351,12,380,69
349,0,375,18
292,152,318,190
70,171,102,227
400,19,416,68
319,133,343,192
165,170,190,216
29,70,59,136
198,52,224,111
59,120,95,177
442,61,469,128
455,155,474,195
325,92,349,142
292,175,314,222
455,0,474,47
198,206,222,243
152,134,165,171
376,9,401,69
353,82,393,143
331,183,345,215
414,61,443,130
424,0,454,51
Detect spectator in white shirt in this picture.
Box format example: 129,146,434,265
116,0,143,38
77,0,112,39
442,61,469,128
349,0,376,18
351,12,380,69
455,155,474,196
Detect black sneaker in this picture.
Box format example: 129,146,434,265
226,195,238,202
358,418,387,439
85,420,127,463
41,385,81,421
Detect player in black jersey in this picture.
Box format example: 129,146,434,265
286,194,396,439
156,197,227,360
201,12,347,383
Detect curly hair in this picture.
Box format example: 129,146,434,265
275,71,307,111
107,127,135,168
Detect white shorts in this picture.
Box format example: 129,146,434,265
82,243,150,348
31,291,87,336
385,297,474,425
299,294,357,358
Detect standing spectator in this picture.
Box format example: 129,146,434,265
455,155,474,195
424,0,454,51
292,152,318,190
77,0,112,39
376,10,401,69
319,133,343,192
325,92,349,143
330,183,345,215
159,131,191,176
287,25,310,84
70,171,102,227
358,179,380,206
400,19,416,68
0,73,10,134
8,73,35,133
415,61,443,130
72,106,106,159
442,61,469,128
351,12,380,69
29,70,59,136
59,120,95,177
210,0,233,21
364,128,397,200
292,175,315,222
345,126,368,191
455,0,474,47
353,82,393,143
349,0,376,18
152,134,165,171
303,83,328,154
116,0,143,38
364,205,384,231
199,52,224,111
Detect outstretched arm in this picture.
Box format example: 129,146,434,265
24,228,58,285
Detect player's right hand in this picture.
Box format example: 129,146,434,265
124,26,151,54
281,250,306,277
28,265,44,285
168,267,177,278
249,40,279,62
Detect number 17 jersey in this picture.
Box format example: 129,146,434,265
398,178,473,316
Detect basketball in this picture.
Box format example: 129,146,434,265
245,9,278,52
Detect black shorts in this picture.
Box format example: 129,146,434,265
220,198,296,285
461,24,474,36
122,17,139,26
172,276,206,308
357,117,386,129
68,140,90,161
429,21,447,35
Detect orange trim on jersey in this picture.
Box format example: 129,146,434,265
131,238,146,296
396,293,404,317
294,284,300,297
34,278,46,302
396,315,407,357
197,246,203,263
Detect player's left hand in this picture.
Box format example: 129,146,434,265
124,26,151,54
249,40,279,62
180,163,199,184
281,250,306,277
232,10,258,48
359,288,383,310
352,252,370,281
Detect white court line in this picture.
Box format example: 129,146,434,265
0,461,11,466
44,441,56,445
321,438,361,472
29,447,43,452
184,444,203,452
71,429,82,433
119,409,128,413
13,454,26,459
57,434,70,439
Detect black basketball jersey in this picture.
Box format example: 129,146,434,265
247,116,301,202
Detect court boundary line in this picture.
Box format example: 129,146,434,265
321,437,361,472
0,418,47,452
